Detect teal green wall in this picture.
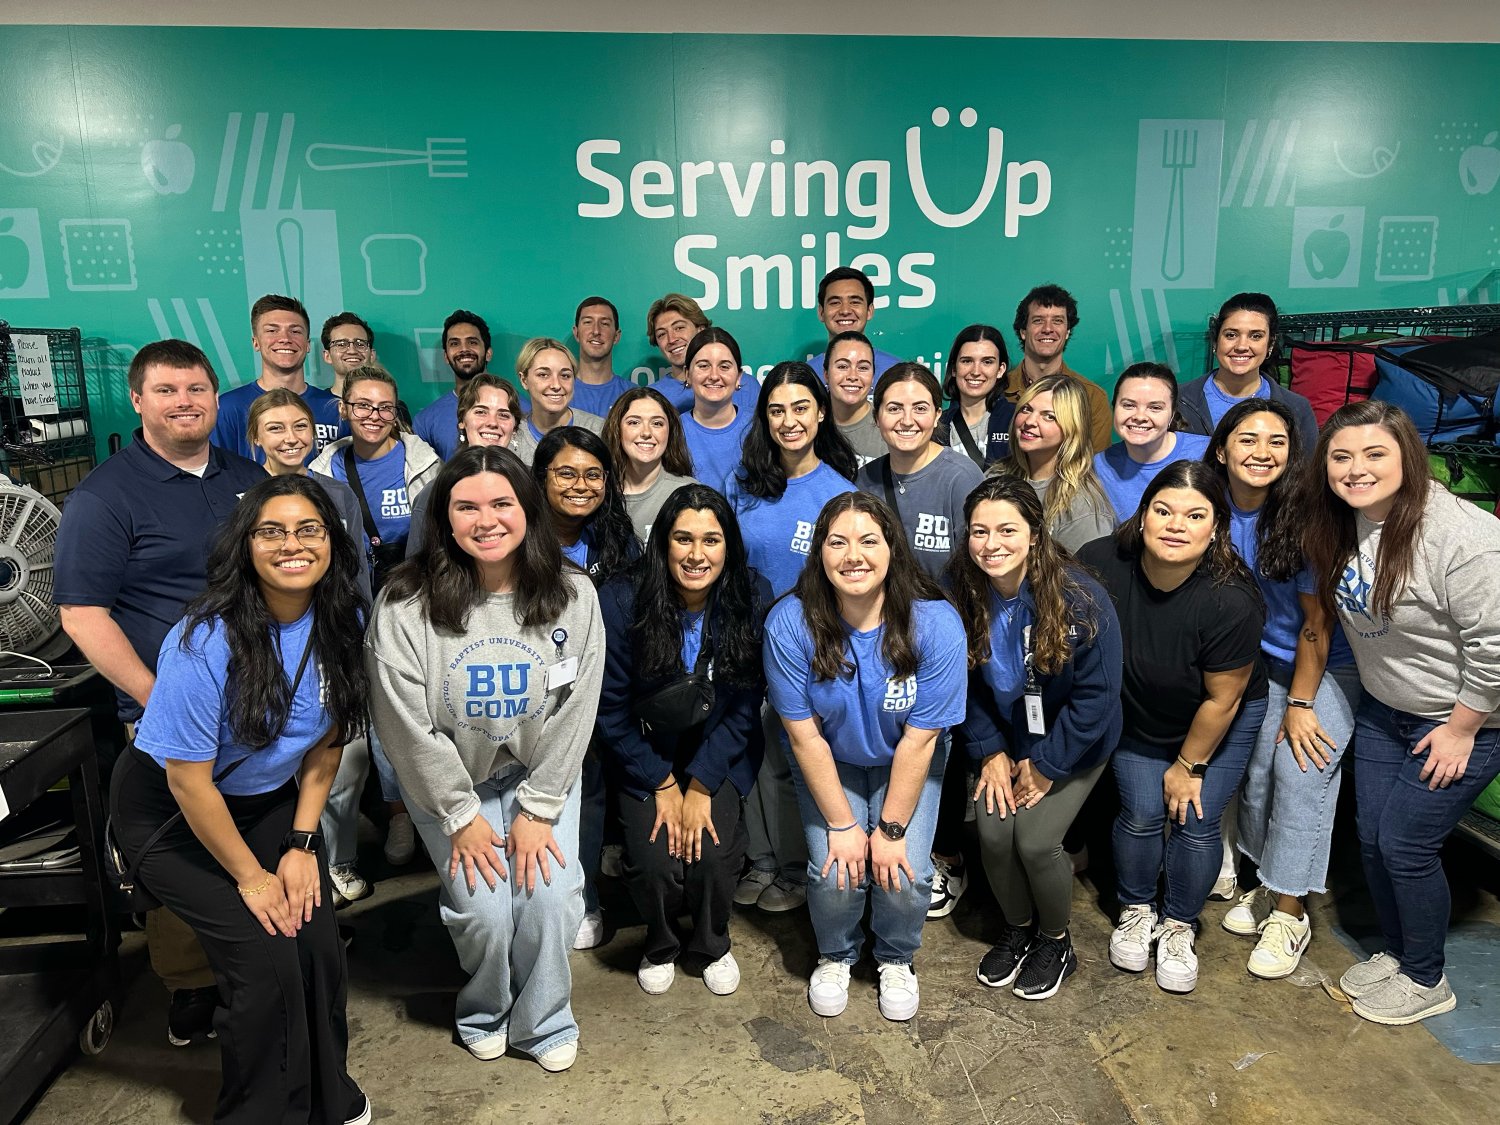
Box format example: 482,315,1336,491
2,27,1498,452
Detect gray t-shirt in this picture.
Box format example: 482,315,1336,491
838,411,887,468
856,448,983,578
624,471,698,543
1029,475,1117,554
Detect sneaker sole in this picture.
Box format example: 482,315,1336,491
926,896,961,920
1221,915,1265,938
1155,969,1198,993
1014,957,1077,1001
705,976,740,996
976,961,1026,988
1352,992,1457,1026
637,971,675,996
879,997,919,1021
1109,946,1150,973
465,1037,508,1061
757,895,807,914
1248,946,1307,980
733,889,769,906
809,991,849,1017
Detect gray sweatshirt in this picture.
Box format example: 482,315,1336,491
1335,483,1500,726
1029,475,1118,554
623,471,698,543
366,572,605,833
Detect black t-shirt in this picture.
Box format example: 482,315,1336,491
1075,537,1268,750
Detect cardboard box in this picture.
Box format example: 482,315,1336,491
18,455,93,505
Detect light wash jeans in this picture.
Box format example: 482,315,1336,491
320,735,370,867
1236,659,1362,897
743,704,809,883
403,764,584,1057
370,727,401,803
787,741,947,967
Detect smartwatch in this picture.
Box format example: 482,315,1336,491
878,818,907,841
1176,757,1208,779
282,830,323,855
1286,698,1316,710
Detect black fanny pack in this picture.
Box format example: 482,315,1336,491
633,596,716,733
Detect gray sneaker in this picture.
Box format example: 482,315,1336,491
1351,972,1456,1026
1338,951,1401,999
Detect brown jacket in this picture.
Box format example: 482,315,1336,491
1001,359,1113,452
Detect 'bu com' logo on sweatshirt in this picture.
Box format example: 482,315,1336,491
790,519,814,555
883,674,917,714
913,512,951,552
443,636,550,742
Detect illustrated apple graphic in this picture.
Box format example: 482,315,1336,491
1304,214,1352,281
141,124,195,195
1460,131,1500,196
0,215,33,292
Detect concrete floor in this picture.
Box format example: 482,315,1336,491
22,830,1500,1125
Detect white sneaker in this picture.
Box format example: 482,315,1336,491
329,863,371,908
1248,910,1311,979
637,958,676,995
1209,873,1240,901
384,812,416,865
573,910,605,950
535,1040,578,1072
1109,904,1158,972
927,856,968,919
1154,919,1199,993
465,1030,507,1061
757,877,807,913
703,951,741,995
1222,885,1273,936
734,868,775,906
808,959,851,1017
599,844,624,879
877,962,920,1021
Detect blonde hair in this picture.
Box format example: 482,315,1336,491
515,337,577,379
246,387,314,447
1000,374,1110,533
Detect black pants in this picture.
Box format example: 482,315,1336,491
112,747,360,1125
619,781,746,965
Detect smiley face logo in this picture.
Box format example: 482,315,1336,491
905,107,1052,236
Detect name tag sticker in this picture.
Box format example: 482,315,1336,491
1025,693,1046,736
547,657,579,691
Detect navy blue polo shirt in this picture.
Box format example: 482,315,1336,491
211,379,345,464
53,430,268,722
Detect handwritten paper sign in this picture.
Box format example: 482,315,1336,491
14,333,59,417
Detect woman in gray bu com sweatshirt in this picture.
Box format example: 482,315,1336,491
1307,401,1500,1029
367,446,604,1073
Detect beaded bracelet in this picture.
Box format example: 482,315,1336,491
238,872,272,897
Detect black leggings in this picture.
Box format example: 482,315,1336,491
112,747,360,1125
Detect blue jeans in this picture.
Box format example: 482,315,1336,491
1353,697,1500,987
403,764,584,1056
787,742,947,967
370,727,402,804
1237,660,1362,897
320,735,370,867
1113,697,1268,925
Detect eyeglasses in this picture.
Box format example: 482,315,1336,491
548,466,606,486
250,523,329,546
345,400,397,419
328,339,372,353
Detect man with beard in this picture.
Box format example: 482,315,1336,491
570,296,633,418
1003,284,1113,452
212,294,343,462
413,309,494,460
55,339,269,1048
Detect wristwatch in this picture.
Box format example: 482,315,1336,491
1176,757,1208,779
878,818,907,841
282,830,323,855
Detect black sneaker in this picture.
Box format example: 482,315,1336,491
167,985,219,1047
976,924,1036,988
346,1090,373,1125
1013,932,1077,1000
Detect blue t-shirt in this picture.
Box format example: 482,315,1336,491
810,346,904,381
413,391,460,462
681,607,707,672
651,375,762,416
981,591,1030,715
728,462,859,597
561,528,592,571
680,408,754,495
1203,373,1272,430
1093,432,1212,525
764,596,967,767
329,442,411,546
52,433,268,722
136,609,328,796
212,380,344,464
572,374,634,419
1229,502,1354,667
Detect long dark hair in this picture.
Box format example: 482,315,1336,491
182,475,369,748
531,426,639,584
1304,400,1432,619
736,362,858,499
941,324,1011,408
386,446,573,632
794,492,945,682
946,476,1100,675
633,485,762,688
1111,459,1258,590
602,386,694,478
1203,398,1304,582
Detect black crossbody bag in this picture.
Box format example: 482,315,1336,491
343,446,407,591
632,593,717,733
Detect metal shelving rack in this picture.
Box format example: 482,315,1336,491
0,323,96,507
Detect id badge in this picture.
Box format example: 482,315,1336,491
1025,692,1046,736
546,657,579,691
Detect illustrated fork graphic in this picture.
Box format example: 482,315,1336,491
1160,128,1198,282
304,137,468,178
